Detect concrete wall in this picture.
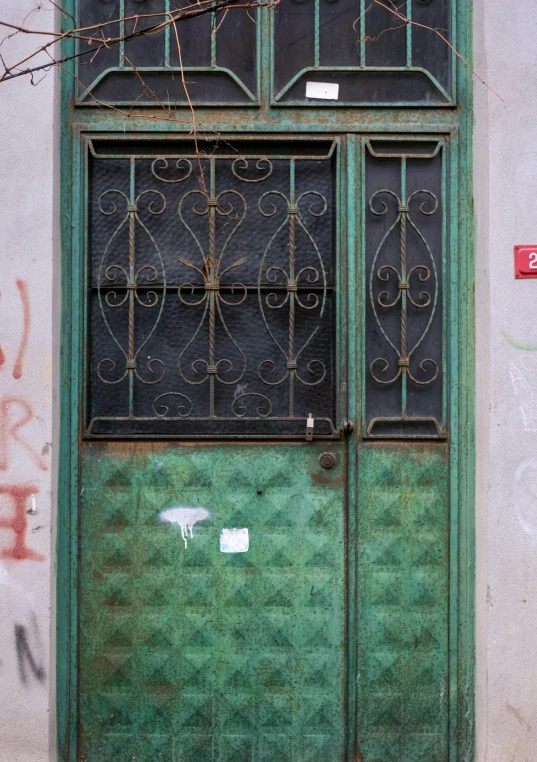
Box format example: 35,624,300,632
474,2,537,760
1,1,537,761
0,2,57,761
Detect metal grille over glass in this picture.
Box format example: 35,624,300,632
75,0,454,107
363,139,446,438
272,0,454,105
86,139,337,438
76,0,258,105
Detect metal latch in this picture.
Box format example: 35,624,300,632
306,413,314,441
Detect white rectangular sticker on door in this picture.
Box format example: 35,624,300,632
220,528,249,553
305,82,339,100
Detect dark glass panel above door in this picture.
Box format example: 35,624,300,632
272,0,454,106
76,0,258,105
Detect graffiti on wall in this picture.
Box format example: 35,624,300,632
0,280,48,561
509,356,537,432
0,279,48,688
15,617,46,685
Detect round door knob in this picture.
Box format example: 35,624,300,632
319,452,337,470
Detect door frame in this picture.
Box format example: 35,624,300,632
57,3,475,759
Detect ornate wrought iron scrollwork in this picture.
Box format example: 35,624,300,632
89,146,337,437
365,141,445,438
176,186,248,417
257,186,328,416
369,188,439,388
97,184,167,412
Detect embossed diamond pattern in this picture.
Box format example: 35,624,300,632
79,445,346,762
357,444,449,762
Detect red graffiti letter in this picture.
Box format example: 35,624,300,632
0,485,43,561
0,397,48,471
13,279,30,380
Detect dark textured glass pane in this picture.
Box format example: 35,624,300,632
412,0,451,93
76,0,257,103
279,69,447,104
319,0,361,67
170,0,212,68
273,0,315,93
215,8,257,95
77,0,121,95
123,0,166,67
273,0,453,104
364,1,407,67
85,70,254,104
88,141,337,438
364,141,444,437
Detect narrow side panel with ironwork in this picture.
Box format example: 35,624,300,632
362,138,446,439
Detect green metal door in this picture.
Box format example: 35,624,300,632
58,3,474,761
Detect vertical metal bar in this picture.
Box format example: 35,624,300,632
256,0,264,103
211,1,217,68
406,0,412,68
335,136,343,430
346,133,358,761
360,138,367,430
400,156,408,416
314,0,320,67
127,156,136,417
441,141,447,429
288,159,296,417
164,0,171,67
360,0,366,67
208,158,216,417
119,0,125,68
267,0,275,103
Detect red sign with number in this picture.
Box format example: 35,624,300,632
515,246,537,278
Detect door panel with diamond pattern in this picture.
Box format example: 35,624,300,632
79,443,346,762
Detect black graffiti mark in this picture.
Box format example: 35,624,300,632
15,624,45,684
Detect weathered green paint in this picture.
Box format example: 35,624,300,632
80,443,346,762
357,444,449,762
57,2,476,761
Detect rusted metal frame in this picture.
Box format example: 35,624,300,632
85,419,339,438
273,67,453,107
448,127,460,762
77,66,258,105
70,108,464,134
87,135,337,160
345,132,358,761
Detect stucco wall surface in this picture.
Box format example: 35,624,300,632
0,2,56,761
474,2,537,761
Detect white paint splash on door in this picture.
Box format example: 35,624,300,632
159,507,210,548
